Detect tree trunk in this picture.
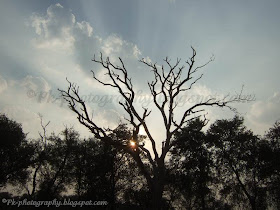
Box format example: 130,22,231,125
150,162,165,210
249,197,256,210
151,180,164,209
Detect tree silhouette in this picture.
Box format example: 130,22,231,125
207,116,266,210
0,113,26,147
59,47,250,209
24,115,50,198
259,121,280,209
0,114,34,188
168,118,219,209
2,111,280,208
35,128,79,200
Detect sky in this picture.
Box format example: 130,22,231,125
0,0,279,152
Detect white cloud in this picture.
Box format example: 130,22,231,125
0,74,93,139
101,34,142,61
30,3,75,51
4,2,276,149
102,35,123,56
2,106,39,137
28,3,147,89
133,45,142,58
0,3,148,139
0,75,50,137
76,21,93,37
31,3,75,39
20,75,51,93
246,92,280,134
0,74,8,93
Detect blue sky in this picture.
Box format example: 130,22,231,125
0,0,279,147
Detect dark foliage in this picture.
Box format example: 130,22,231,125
1,113,280,209
0,114,34,187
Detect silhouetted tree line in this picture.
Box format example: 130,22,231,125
0,113,279,209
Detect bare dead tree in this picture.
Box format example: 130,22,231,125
59,47,251,209
24,114,50,198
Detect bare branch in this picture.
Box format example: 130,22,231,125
59,48,254,202
38,113,50,148
91,54,159,160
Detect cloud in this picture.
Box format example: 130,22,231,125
101,35,141,59
3,2,276,149
20,75,51,93
0,74,8,93
28,3,144,87
76,21,93,37
0,3,148,139
31,3,75,39
2,106,39,137
246,92,280,134
30,3,93,54
0,75,51,137
29,3,142,74
0,74,93,139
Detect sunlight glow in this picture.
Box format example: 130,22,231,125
130,140,136,147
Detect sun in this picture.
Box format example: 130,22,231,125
130,140,136,147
